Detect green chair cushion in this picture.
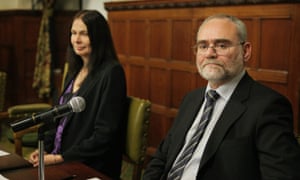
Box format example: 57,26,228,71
8,103,52,118
6,129,38,147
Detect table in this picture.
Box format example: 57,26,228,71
0,150,112,180
2,161,112,180
0,151,30,171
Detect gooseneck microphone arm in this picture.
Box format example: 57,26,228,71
10,96,86,132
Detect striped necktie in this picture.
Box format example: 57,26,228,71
167,90,219,180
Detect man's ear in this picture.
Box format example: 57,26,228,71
243,42,252,62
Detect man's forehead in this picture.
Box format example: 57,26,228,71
197,19,238,40
196,39,232,43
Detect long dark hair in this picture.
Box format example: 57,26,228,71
66,10,118,77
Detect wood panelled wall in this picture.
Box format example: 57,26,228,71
0,11,76,109
105,1,300,155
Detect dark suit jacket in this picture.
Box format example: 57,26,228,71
44,60,127,179
143,72,300,180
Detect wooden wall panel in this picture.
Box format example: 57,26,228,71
53,16,73,68
111,20,127,55
0,47,13,108
260,19,291,70
24,18,41,50
0,11,76,109
171,20,193,62
149,67,169,106
24,50,39,103
0,47,12,71
22,18,41,103
0,18,12,46
129,20,147,57
106,1,300,158
149,20,170,59
128,64,149,98
171,70,196,108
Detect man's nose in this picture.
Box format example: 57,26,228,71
205,46,217,57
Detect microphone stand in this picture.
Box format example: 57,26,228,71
38,124,46,180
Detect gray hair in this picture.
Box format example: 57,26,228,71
198,14,247,42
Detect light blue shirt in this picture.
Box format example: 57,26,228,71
171,70,245,180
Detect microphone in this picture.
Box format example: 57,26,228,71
10,96,86,132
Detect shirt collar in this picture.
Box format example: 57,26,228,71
206,70,245,101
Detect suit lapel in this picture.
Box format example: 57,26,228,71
198,73,253,170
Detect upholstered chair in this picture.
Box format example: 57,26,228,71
6,103,52,155
123,96,151,180
6,63,69,156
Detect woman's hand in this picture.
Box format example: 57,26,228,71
28,150,64,167
28,149,42,167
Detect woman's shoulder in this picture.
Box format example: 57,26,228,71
100,59,122,71
93,60,125,80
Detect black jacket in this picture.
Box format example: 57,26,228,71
45,60,127,179
143,73,300,180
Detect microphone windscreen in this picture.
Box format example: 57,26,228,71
69,96,86,112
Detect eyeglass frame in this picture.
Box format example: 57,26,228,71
192,39,245,56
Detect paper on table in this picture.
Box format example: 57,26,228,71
0,174,9,180
0,150,9,157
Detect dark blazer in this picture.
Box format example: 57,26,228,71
143,72,300,180
44,60,127,179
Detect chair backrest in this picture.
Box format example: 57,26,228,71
124,96,151,179
61,62,69,92
0,71,7,111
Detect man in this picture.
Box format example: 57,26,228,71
143,14,300,180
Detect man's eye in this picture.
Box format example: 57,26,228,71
198,44,207,49
216,43,228,49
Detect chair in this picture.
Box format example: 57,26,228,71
123,96,151,180
0,70,49,155
6,63,69,156
6,104,52,155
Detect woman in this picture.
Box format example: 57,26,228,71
29,10,127,179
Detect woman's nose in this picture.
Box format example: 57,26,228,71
74,34,81,42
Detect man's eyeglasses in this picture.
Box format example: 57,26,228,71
192,41,245,56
